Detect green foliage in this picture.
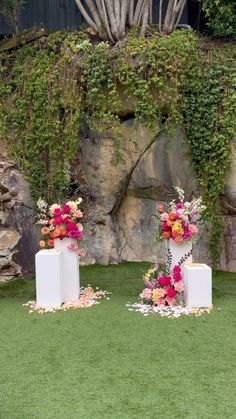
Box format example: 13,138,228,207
201,0,236,38
0,29,235,264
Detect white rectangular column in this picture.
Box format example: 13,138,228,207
183,263,212,308
36,249,63,308
54,238,80,302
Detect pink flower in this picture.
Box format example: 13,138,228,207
63,205,71,214
160,212,169,221
74,209,83,218
176,203,184,209
67,222,77,231
167,287,177,298
68,230,84,240
166,296,176,306
174,282,184,293
158,298,166,306
54,216,64,225
140,288,152,300
161,223,169,231
189,224,199,235
173,271,182,282
158,276,171,287
173,265,181,273
53,208,61,216
62,216,71,224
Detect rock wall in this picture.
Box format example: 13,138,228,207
0,148,38,281
0,121,236,280
75,120,236,272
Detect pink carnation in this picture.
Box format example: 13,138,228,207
176,202,184,209
166,287,177,298
174,281,184,293
166,296,176,306
140,288,152,300
173,265,181,273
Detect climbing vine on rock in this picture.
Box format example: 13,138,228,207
0,29,235,264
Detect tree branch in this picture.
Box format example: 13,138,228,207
74,0,99,33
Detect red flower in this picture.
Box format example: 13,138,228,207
167,287,176,298
54,208,61,216
63,205,71,214
158,276,171,287
54,216,64,225
173,265,181,273
67,222,77,231
173,272,182,282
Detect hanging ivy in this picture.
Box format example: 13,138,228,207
0,29,235,265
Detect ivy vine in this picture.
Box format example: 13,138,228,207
0,29,235,265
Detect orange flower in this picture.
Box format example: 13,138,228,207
169,212,177,221
175,235,184,244
163,231,171,239
158,204,165,212
41,226,49,235
48,239,54,248
39,240,46,248
50,228,60,238
167,220,174,227
50,219,55,225
59,227,67,237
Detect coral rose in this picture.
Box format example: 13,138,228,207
158,204,165,212
41,227,49,235
48,239,54,248
163,231,171,239
50,219,55,225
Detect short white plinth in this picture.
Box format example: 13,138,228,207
36,249,63,309
183,263,212,308
54,238,80,302
166,239,192,272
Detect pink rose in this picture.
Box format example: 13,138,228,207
173,265,181,273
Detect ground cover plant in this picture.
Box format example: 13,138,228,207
0,262,236,418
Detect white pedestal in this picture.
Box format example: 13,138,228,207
183,263,212,308
166,239,192,272
36,249,63,308
54,238,80,302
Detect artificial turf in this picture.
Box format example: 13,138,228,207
0,262,236,419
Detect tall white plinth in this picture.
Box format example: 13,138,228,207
183,263,212,308
54,238,80,302
166,239,192,272
36,249,63,308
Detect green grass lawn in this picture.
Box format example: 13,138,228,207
0,262,236,419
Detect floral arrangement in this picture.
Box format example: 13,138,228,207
36,198,84,253
156,187,206,245
140,263,184,307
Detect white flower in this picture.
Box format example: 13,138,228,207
37,198,48,211
66,201,77,211
49,204,61,216
77,223,83,231
75,197,83,206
